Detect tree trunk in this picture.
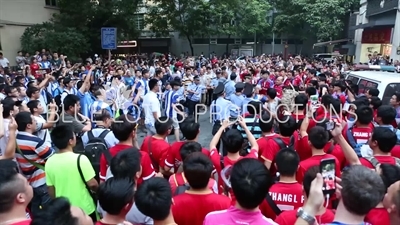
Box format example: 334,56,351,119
226,34,231,55
186,35,194,56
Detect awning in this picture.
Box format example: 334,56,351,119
313,39,350,48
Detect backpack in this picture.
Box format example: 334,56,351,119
172,174,190,196
346,126,371,157
273,136,295,150
83,130,112,182
364,156,400,168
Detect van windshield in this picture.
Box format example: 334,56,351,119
382,83,400,105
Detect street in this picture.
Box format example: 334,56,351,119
136,113,213,148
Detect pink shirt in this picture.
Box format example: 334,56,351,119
203,206,278,225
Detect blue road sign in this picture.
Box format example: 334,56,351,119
101,27,117,50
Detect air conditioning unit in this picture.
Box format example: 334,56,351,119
234,39,241,44
210,39,217,44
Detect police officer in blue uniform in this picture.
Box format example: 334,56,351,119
211,82,239,156
229,82,245,117
242,83,260,114
224,73,236,100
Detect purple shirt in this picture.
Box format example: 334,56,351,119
203,206,278,225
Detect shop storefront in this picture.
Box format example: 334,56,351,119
359,27,393,63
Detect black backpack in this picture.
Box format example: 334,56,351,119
273,136,295,150
174,183,190,196
84,130,112,182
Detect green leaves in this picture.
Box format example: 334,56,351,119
272,0,359,41
21,0,141,57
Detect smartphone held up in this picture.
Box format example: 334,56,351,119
320,158,336,195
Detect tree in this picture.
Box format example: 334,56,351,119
272,0,359,41
20,0,141,58
146,0,214,55
212,0,271,52
20,22,89,60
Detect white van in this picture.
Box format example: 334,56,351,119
345,71,400,104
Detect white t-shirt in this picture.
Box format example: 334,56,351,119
34,116,51,145
0,119,11,156
143,91,161,126
61,88,72,103
0,58,9,68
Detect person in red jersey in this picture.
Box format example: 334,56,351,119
209,118,258,175
296,126,341,183
96,178,134,225
308,96,343,132
359,127,400,169
204,159,278,225
0,160,33,225
369,96,382,119
140,117,172,174
292,70,303,87
169,142,217,194
261,115,297,173
257,113,278,158
365,163,400,225
31,197,93,225
257,70,271,96
275,166,335,225
292,94,307,126
99,115,155,184
274,76,284,99
343,106,374,155
304,69,317,85
135,177,177,225
266,149,304,220
164,118,210,173
171,152,231,225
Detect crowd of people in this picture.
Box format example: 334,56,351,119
0,50,400,225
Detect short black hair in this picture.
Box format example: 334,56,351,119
26,86,40,98
51,125,75,150
110,148,141,179
230,158,272,209
302,166,319,197
367,88,380,97
278,116,297,137
155,116,173,135
179,117,200,140
135,177,172,221
15,111,33,131
380,163,400,190
111,115,137,141
0,160,24,214
371,127,398,153
377,105,396,125
183,152,213,189
180,142,202,161
355,105,373,125
98,178,135,215
259,113,274,132
308,126,329,149
149,79,159,90
222,129,244,153
63,94,80,111
275,148,299,176
30,197,79,225
27,100,41,114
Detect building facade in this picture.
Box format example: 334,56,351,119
0,0,58,66
353,0,400,63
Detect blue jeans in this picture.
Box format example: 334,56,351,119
30,184,51,217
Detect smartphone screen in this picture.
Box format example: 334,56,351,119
325,121,335,131
320,158,336,195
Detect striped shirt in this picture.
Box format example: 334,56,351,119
16,131,54,188
236,115,262,139
165,90,180,118
90,100,113,119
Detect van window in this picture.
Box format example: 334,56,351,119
358,79,378,94
382,83,400,105
347,76,360,85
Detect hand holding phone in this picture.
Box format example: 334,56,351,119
325,121,335,131
320,158,336,196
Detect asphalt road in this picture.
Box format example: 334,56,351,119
136,113,213,148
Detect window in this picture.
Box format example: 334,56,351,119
133,14,144,30
45,0,57,7
383,83,400,105
358,79,378,94
346,75,360,85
